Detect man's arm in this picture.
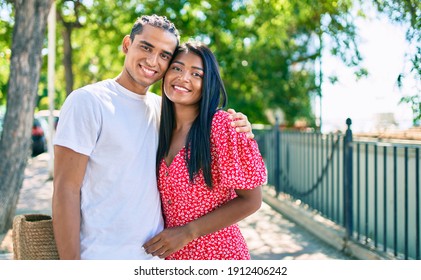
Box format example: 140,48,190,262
52,145,89,260
227,108,254,139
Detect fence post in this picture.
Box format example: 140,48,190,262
343,118,354,239
274,115,281,195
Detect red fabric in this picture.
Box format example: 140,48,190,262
158,110,267,260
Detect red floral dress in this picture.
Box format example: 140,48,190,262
158,110,267,260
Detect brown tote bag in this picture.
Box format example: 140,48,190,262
12,214,59,260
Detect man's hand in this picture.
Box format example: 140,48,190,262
227,108,254,139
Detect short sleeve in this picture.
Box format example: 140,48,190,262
53,88,102,156
211,110,267,190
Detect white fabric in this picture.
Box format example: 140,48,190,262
53,79,163,259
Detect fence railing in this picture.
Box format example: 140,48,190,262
254,119,421,260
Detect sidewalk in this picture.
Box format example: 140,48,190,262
0,153,351,260
240,202,351,260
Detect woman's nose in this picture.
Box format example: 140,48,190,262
178,71,190,81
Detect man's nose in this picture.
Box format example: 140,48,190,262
146,53,159,66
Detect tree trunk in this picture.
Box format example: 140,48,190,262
0,0,53,235
57,2,84,97
62,25,74,96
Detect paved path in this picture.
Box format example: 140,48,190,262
0,153,350,260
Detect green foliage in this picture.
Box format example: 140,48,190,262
0,0,363,126
0,1,13,106
7,0,417,127
135,0,362,125
36,0,360,126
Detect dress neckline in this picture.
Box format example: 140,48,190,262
163,146,185,168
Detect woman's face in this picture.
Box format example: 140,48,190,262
163,50,204,107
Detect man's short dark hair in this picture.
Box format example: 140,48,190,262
130,14,180,45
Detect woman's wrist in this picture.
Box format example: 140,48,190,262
184,222,200,241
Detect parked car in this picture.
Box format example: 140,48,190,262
35,110,60,130
32,116,48,157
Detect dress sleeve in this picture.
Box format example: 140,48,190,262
211,110,267,190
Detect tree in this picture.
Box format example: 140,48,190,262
133,0,363,125
0,0,53,234
23,0,363,126
2,1,419,125
56,0,85,96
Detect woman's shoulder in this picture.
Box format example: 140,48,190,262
211,110,232,144
211,109,248,144
212,110,231,128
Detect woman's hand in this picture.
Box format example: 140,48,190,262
227,108,254,139
143,225,195,259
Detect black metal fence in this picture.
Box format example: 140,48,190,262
254,119,421,260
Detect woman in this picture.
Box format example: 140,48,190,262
143,41,267,260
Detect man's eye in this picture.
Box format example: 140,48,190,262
141,45,150,51
161,54,170,60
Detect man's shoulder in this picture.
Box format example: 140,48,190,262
146,91,161,99
69,79,114,99
77,79,114,92
146,91,162,105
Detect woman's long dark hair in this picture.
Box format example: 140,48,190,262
156,41,228,188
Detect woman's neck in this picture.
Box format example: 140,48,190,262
173,104,199,131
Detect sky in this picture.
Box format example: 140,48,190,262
318,10,417,133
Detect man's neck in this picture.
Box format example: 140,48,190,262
115,72,149,95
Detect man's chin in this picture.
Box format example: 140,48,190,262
140,77,161,88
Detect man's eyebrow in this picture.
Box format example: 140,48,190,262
139,40,173,57
139,40,154,48
173,60,203,71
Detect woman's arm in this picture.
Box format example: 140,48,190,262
143,186,262,258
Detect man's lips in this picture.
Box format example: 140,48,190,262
140,65,157,77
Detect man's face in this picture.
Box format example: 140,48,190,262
121,24,178,94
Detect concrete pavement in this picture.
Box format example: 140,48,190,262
0,153,351,260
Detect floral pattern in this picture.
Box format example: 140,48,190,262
158,110,267,260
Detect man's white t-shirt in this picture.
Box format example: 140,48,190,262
53,79,163,259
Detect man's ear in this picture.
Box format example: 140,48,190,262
122,35,131,54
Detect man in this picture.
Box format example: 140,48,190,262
53,15,252,260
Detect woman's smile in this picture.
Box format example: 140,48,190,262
172,85,191,93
